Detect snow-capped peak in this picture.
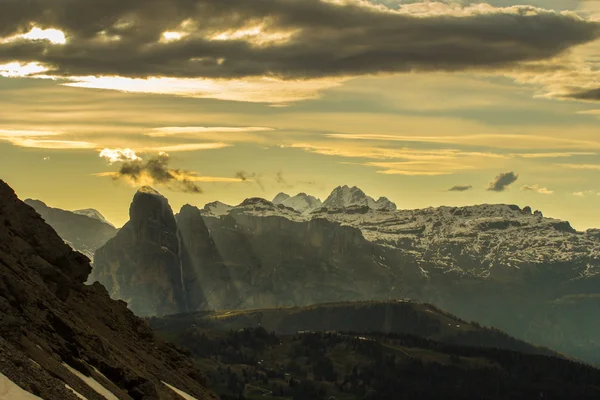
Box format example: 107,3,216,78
272,193,291,204
322,185,396,211
73,208,115,227
201,201,233,216
280,193,322,214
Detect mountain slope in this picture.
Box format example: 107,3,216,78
151,303,600,400
151,300,558,357
24,199,117,260
0,179,215,400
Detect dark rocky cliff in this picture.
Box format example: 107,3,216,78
0,179,215,399
90,187,186,317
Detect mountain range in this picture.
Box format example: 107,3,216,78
27,184,600,365
6,178,600,398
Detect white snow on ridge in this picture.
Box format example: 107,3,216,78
0,372,42,400
202,201,233,216
272,192,291,204
162,381,199,400
73,209,115,227
62,363,119,400
281,193,322,214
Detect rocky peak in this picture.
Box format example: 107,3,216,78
280,193,323,214
201,201,233,216
129,186,176,232
323,185,397,210
91,187,185,317
73,208,114,227
272,192,291,204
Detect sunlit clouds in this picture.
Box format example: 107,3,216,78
147,126,274,137
0,62,49,78
0,129,96,149
61,76,344,103
100,148,142,163
521,184,554,195
1,27,66,45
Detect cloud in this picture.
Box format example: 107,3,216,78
447,185,473,192
0,1,597,83
558,163,600,170
563,88,600,101
144,143,231,152
325,133,600,150
521,184,553,194
99,148,141,163
147,126,275,137
101,152,204,193
487,171,518,192
235,170,265,190
572,190,597,197
0,128,96,149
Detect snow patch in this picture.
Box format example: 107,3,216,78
62,363,119,400
202,201,233,216
65,385,87,400
73,209,115,227
162,381,199,400
0,372,42,400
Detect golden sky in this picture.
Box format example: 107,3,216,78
2,0,600,229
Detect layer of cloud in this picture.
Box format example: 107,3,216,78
487,171,519,192
558,163,600,170
0,1,597,85
521,184,553,194
447,185,473,192
147,126,275,137
0,129,96,149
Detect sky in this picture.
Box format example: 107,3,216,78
2,0,600,229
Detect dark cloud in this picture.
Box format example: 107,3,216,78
487,171,518,192
447,185,473,192
235,170,264,191
563,88,600,101
0,0,598,79
114,153,203,193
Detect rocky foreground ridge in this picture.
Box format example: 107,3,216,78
0,180,215,399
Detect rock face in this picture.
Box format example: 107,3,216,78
91,187,186,317
0,179,215,400
176,204,240,311
24,199,117,260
